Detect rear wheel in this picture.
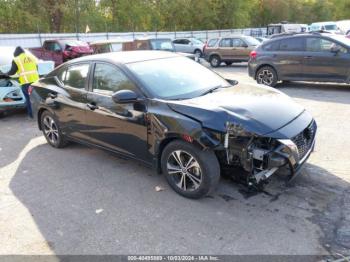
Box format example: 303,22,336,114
256,66,278,87
194,49,202,58
209,55,221,67
161,140,220,199
41,111,68,148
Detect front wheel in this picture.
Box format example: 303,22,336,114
209,55,221,67
41,111,68,148
161,140,220,199
256,66,278,87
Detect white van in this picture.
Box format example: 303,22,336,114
310,21,341,34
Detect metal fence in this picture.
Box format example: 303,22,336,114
0,28,266,48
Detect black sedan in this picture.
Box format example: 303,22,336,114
30,51,317,199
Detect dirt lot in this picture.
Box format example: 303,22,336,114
0,63,349,257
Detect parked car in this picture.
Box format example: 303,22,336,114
248,32,350,87
30,39,93,67
203,35,260,67
267,22,307,36
0,46,54,117
127,37,199,62
172,38,205,57
310,22,341,34
30,51,316,199
90,39,133,54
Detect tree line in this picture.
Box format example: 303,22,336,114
0,0,349,34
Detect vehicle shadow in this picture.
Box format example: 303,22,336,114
0,112,40,167
7,141,350,255
276,82,350,105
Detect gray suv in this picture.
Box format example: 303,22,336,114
248,32,350,87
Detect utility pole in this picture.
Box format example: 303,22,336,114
75,0,80,39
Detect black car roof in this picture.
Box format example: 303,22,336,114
67,51,180,64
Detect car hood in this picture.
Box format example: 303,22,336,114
167,83,305,137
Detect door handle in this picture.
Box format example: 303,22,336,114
48,92,57,99
87,103,99,110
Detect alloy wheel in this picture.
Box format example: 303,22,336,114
42,115,59,145
257,69,274,85
167,150,202,192
211,57,219,67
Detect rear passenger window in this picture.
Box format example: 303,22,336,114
263,41,280,51
64,64,90,89
219,38,232,47
207,38,218,47
232,38,245,47
280,38,304,51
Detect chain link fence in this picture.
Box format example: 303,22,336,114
0,28,266,48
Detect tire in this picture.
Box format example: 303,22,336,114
161,140,220,199
256,66,278,87
209,55,221,67
194,49,202,58
40,111,68,148
225,62,233,66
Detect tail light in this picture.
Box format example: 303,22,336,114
250,50,257,59
28,85,34,96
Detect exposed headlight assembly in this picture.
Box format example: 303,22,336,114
278,139,299,166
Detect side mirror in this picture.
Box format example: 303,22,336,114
112,90,140,104
225,79,238,86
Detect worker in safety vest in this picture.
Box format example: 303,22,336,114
5,46,39,118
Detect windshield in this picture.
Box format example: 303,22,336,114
127,56,229,100
330,35,350,47
191,38,203,45
244,36,261,46
150,39,175,51
325,24,337,30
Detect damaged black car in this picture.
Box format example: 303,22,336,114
30,51,317,199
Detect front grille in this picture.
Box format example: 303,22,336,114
291,120,317,161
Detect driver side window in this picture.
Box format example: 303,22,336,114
93,63,137,95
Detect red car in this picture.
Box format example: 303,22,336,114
30,39,93,67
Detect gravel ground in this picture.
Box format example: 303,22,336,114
0,62,349,258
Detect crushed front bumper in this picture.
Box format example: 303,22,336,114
251,120,317,183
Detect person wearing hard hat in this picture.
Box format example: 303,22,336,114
5,46,39,118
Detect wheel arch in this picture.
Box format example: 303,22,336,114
193,48,202,54
255,64,279,81
209,53,221,61
155,135,208,174
37,106,55,130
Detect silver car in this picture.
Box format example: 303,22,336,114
173,38,205,57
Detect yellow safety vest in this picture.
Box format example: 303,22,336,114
14,53,39,85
